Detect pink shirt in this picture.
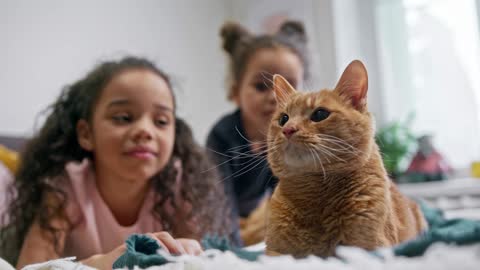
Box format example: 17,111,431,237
62,159,167,260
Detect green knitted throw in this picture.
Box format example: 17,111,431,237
112,234,262,269
112,234,168,269
113,203,480,269
393,201,480,257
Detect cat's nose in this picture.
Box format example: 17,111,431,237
282,127,298,138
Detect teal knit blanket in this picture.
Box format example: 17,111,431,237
394,202,480,256
113,203,480,269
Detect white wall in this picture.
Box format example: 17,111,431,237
0,0,388,144
227,0,335,90
331,0,385,126
0,0,234,143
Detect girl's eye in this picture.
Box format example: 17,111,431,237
112,114,132,124
278,113,289,126
310,108,330,122
254,82,270,92
155,118,169,127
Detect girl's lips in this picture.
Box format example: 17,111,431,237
127,150,156,160
125,147,158,160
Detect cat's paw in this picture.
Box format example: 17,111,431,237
265,248,283,256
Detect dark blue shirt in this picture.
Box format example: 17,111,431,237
206,109,277,218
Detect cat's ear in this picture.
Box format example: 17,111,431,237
334,60,368,111
273,74,296,106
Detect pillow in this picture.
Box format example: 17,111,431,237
0,145,18,173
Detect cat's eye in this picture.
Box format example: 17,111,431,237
279,113,289,126
310,108,330,122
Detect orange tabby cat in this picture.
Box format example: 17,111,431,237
265,60,426,258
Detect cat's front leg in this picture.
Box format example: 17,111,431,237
265,248,282,256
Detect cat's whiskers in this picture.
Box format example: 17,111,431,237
302,140,333,163
316,142,357,157
228,149,267,159
322,147,347,162
204,143,270,174
230,141,276,157
227,143,256,152
215,155,267,184
259,70,275,85
203,148,246,173
255,126,271,138
230,156,268,179
305,143,326,179
260,70,291,102
226,136,275,152
315,135,363,156
319,138,355,151
306,146,318,170
235,126,257,145
216,143,281,184
260,72,274,92
221,149,277,184
315,150,326,180
310,143,339,163
316,134,359,150
298,138,345,163
235,125,276,149
317,135,355,149
206,147,235,159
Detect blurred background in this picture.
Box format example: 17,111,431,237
0,0,479,183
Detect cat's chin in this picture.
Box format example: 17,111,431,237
282,143,315,168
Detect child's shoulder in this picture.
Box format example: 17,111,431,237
208,109,243,144
62,158,96,198
61,159,95,225
212,110,241,131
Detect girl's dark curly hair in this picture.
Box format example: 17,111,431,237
0,57,231,263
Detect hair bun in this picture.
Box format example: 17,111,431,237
220,22,250,55
277,20,307,43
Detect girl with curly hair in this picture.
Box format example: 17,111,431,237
0,57,232,268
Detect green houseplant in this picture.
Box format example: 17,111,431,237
375,114,417,179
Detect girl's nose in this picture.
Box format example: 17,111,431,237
133,119,154,141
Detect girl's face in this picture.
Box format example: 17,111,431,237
233,47,304,140
77,69,175,182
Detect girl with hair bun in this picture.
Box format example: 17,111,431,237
207,20,310,246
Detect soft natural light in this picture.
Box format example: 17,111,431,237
377,0,480,170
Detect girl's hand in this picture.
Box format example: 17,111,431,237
81,244,126,270
81,232,202,270
147,232,203,255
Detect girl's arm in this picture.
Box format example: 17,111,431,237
16,192,69,269
80,245,126,270
17,223,123,270
16,219,67,269
18,227,202,270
